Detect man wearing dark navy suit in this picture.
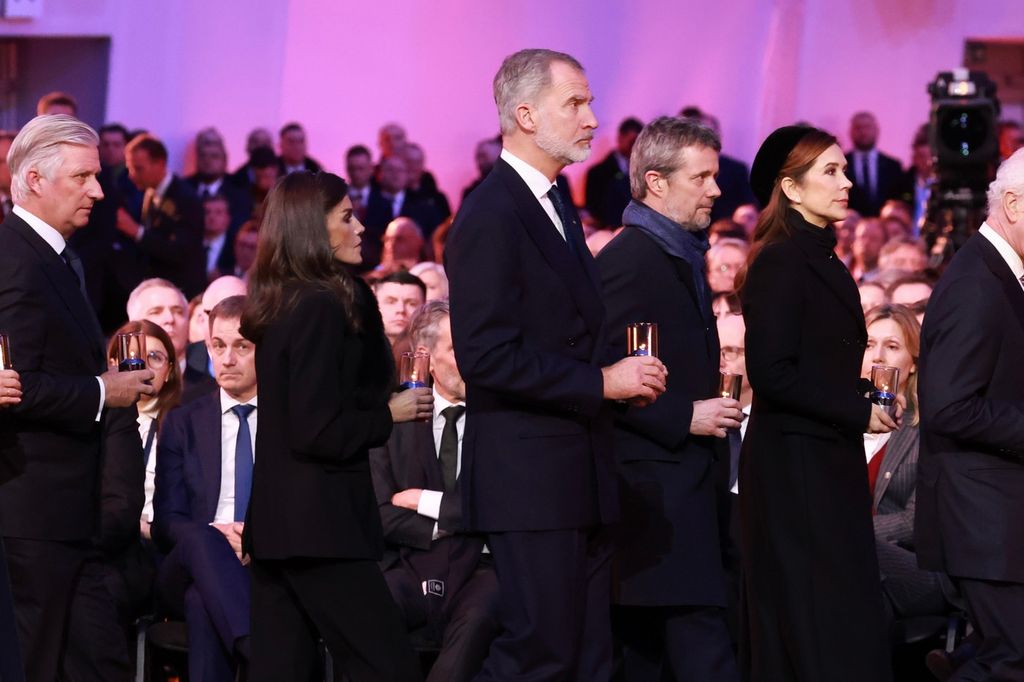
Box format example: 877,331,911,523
916,148,1024,679
845,112,903,217
597,117,742,681
153,295,255,682
0,115,153,682
371,299,500,682
446,49,667,681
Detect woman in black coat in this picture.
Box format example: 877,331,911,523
738,127,899,682
241,172,420,681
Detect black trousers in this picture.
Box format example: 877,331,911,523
4,537,85,682
0,536,24,682
249,557,420,682
385,559,500,682
475,527,613,682
953,578,1024,681
613,605,739,682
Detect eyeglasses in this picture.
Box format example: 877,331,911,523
720,346,745,361
712,262,742,274
147,350,169,370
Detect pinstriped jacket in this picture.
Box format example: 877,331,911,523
872,420,920,549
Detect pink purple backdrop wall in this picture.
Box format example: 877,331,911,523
2,0,1022,208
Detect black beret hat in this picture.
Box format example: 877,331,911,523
749,125,817,207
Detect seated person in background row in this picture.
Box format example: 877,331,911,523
887,273,934,324
859,281,888,315
409,261,449,302
859,304,958,629
373,270,426,362
126,278,190,379
370,299,500,682
878,236,927,274
152,295,256,682
707,237,748,294
181,275,248,404
231,219,259,281
375,217,428,276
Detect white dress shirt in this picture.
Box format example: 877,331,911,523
862,431,892,464
731,404,752,495
500,148,566,240
417,390,466,539
979,222,1024,291
12,205,105,420
138,404,160,523
212,389,258,524
196,176,224,198
205,233,228,273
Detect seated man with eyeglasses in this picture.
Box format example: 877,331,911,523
152,295,256,682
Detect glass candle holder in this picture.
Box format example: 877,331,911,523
870,364,900,418
0,333,11,370
626,322,658,358
116,332,147,372
399,351,430,389
719,371,742,400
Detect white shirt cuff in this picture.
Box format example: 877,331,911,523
417,489,443,521
95,376,105,422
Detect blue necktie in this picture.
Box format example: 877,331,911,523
231,404,256,522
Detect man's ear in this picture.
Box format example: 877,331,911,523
515,103,537,134
644,171,664,199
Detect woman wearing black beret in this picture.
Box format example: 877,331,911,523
737,126,899,681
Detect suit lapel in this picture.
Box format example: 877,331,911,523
666,255,716,364
975,234,1024,335
410,420,443,490
193,395,223,521
496,161,604,335
8,216,105,366
873,424,913,508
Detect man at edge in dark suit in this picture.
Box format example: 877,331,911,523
370,299,500,682
846,111,903,217
0,114,154,681
445,49,667,680
916,147,1024,679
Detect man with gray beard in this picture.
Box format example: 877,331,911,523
446,49,667,680
597,116,741,681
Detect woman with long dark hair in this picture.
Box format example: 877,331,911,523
738,127,899,681
241,172,420,681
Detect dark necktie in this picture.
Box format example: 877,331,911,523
231,404,256,522
143,420,157,467
439,404,465,492
727,428,742,492
546,185,579,255
60,245,88,299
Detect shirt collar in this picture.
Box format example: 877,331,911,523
979,222,1024,282
155,172,173,200
200,176,223,195
220,387,258,414
13,205,66,254
500,148,556,201
432,388,465,426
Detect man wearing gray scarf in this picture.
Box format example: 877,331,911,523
597,116,743,681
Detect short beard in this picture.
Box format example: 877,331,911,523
535,117,591,166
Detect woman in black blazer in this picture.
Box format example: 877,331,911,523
738,127,899,682
241,172,420,681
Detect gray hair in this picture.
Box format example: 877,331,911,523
408,298,450,352
988,147,1024,216
126,278,188,321
493,49,584,136
409,261,446,279
707,237,749,261
629,116,721,200
7,114,99,203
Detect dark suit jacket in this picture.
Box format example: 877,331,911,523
584,151,630,228
446,158,616,532
181,341,216,404
916,232,1024,583
872,421,919,550
138,176,206,299
369,420,485,605
709,154,757,223
845,150,903,217
183,174,253,232
278,156,322,176
597,224,729,607
96,406,145,554
0,213,106,541
245,281,394,560
152,391,224,554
